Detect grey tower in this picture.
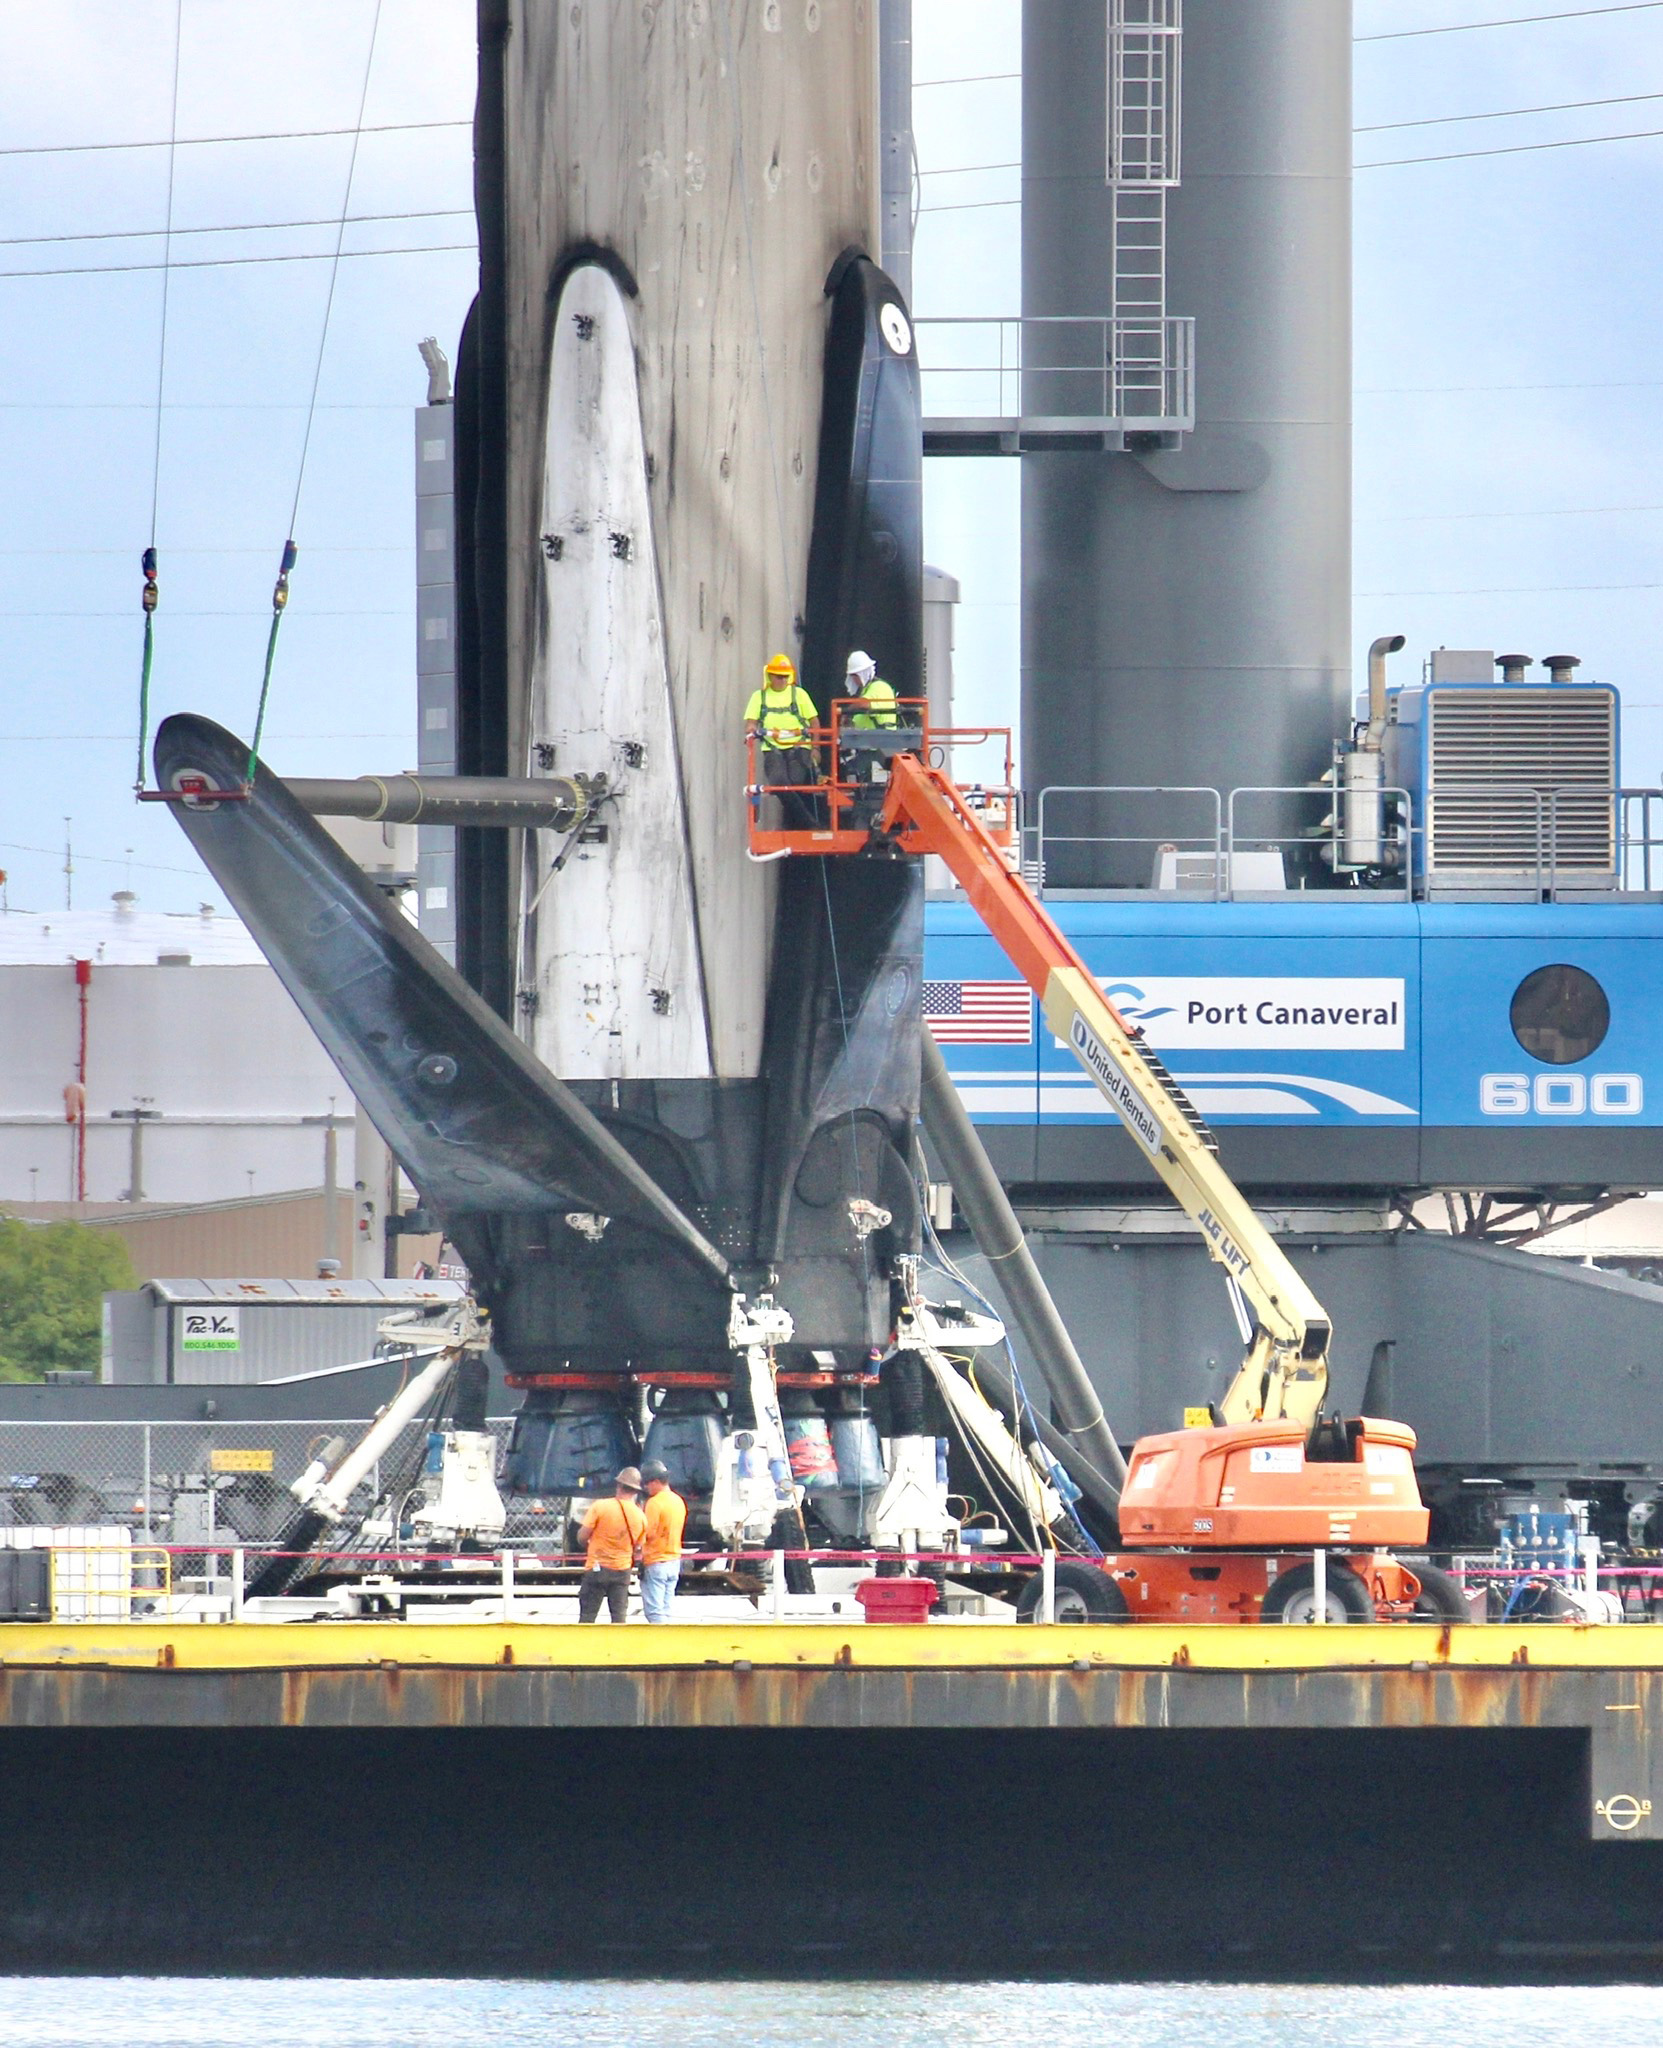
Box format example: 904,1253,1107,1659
1021,0,1352,884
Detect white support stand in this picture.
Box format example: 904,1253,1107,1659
229,1546,245,1622
1041,1548,1056,1625
771,1549,786,1622
500,1546,516,1622
711,1296,803,1547
1312,1545,1327,1623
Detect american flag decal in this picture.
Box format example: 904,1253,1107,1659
922,980,1033,1045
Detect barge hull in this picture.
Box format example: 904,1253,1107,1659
0,1620,1658,1843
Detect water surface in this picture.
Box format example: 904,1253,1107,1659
4,1980,1662,2047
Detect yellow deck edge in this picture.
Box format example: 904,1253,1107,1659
0,1619,1658,1674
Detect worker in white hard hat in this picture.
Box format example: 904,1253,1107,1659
843,649,898,731
839,649,904,820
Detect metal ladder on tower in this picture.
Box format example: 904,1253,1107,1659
1107,0,1188,431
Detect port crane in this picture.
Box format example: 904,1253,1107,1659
750,707,1461,1623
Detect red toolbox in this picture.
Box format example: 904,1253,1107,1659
853,1576,940,1624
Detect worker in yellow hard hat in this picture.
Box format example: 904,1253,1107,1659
744,652,822,826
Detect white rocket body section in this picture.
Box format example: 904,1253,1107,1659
499,2,879,1077
521,265,714,1081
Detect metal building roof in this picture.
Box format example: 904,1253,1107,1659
142,1278,463,1307
0,904,267,967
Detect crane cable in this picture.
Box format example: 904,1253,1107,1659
134,0,183,795
244,0,383,787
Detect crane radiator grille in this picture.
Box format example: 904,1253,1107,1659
1426,689,1615,878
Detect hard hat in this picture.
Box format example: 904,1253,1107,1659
640,1459,670,1483
614,1465,644,1492
764,652,796,683
845,648,876,679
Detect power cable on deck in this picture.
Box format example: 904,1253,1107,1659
816,857,879,1305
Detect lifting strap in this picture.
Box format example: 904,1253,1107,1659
134,547,158,792
239,1,379,792
246,539,297,784
133,2,181,797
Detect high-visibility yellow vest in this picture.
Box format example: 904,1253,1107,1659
744,682,818,748
846,677,898,730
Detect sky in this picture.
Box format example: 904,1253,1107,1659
0,0,477,915
3,0,1663,911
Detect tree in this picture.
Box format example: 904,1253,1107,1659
0,1218,136,1382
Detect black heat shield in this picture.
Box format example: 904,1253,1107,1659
753,249,929,1335
801,249,924,707
152,714,732,1314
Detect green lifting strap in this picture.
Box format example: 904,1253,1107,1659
134,547,158,792
246,538,297,786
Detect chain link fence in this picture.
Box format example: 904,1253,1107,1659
0,1415,524,1548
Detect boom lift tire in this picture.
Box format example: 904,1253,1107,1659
1261,1559,1376,1624
1408,1562,1471,1621
1015,1560,1129,1624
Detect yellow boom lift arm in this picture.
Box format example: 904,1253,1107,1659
876,751,1331,1427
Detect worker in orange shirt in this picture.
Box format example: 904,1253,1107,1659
576,1466,647,1623
638,1459,687,1624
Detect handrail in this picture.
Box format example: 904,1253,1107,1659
1035,783,1224,896
45,1542,172,1621
1227,784,1414,900
914,314,1196,432
1029,780,1663,900
745,701,1018,859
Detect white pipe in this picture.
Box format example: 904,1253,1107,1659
1363,634,1405,751
920,1348,1061,1528
1312,1545,1327,1623
1041,1547,1056,1624
303,1351,454,1520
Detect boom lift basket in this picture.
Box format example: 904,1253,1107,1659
746,700,1018,859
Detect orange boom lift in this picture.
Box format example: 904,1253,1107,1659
748,705,1454,1624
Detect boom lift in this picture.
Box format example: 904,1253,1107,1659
749,706,1459,1623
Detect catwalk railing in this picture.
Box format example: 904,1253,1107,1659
916,315,1196,439
1027,783,1663,900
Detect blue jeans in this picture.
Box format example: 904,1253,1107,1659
641,1559,681,1623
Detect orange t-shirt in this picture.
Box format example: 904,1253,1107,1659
642,1486,687,1565
582,1495,646,1571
